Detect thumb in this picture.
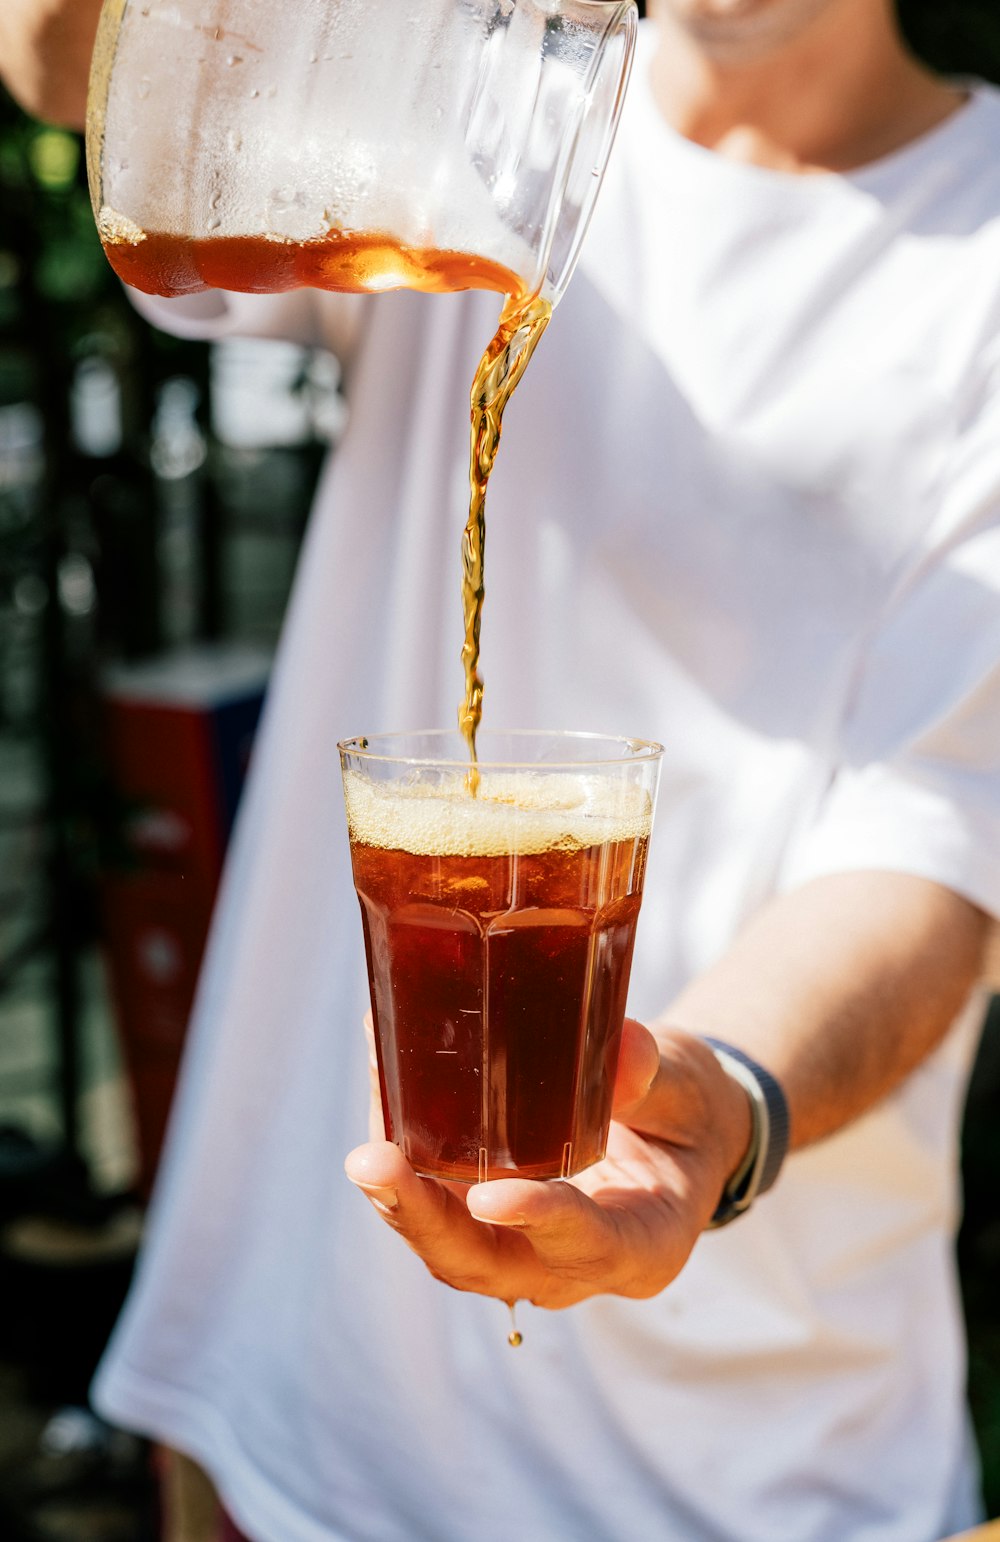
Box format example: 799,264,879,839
612,1025,753,1173
611,1018,660,1116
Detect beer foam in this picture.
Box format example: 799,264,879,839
343,769,652,857
98,207,146,246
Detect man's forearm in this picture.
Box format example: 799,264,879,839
662,869,990,1150
0,0,104,129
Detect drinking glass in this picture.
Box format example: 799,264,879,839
87,0,637,303
340,729,662,1182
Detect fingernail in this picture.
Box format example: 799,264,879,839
352,1182,398,1214
469,1208,526,1228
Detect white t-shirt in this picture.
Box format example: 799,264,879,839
94,30,1000,1542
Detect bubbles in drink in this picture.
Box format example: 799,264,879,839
342,770,654,857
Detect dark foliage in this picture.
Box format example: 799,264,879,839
899,0,1000,82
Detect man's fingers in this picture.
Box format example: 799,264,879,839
611,1017,706,1144
467,1175,631,1297
345,1142,542,1298
614,1022,747,1158
469,1131,696,1302
345,1139,693,1307
611,1018,661,1114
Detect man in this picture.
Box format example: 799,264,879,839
5,1,999,1538
344,0,989,1308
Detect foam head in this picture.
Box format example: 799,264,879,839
342,769,653,857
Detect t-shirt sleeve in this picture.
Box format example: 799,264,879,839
782,352,1000,920
127,285,369,369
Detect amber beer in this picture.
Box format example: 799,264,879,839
341,735,661,1183
95,222,528,300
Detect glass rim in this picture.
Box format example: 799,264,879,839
338,727,664,771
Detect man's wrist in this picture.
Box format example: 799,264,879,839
702,1039,790,1228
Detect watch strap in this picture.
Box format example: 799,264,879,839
703,1038,790,1228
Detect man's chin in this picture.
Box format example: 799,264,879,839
656,0,839,61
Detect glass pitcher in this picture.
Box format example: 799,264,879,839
86,0,637,304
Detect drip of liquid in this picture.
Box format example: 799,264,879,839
459,291,551,787
507,1301,523,1348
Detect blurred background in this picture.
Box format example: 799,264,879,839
0,2,998,1539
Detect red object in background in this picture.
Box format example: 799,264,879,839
100,646,270,1197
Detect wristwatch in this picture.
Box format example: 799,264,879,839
703,1038,790,1228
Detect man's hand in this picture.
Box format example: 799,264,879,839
0,0,104,129
346,871,989,1309
344,1021,752,1310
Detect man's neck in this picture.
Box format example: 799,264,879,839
649,0,965,175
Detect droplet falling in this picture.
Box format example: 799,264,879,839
507,1302,523,1348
